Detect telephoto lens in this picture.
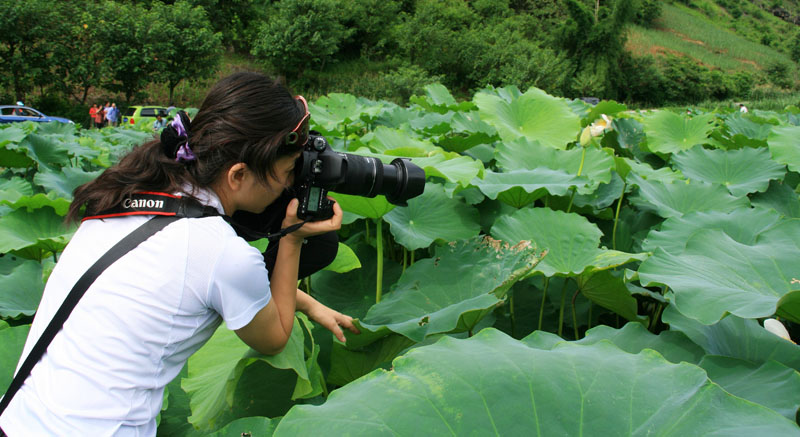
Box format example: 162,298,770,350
294,133,426,220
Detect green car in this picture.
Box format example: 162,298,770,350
122,106,168,125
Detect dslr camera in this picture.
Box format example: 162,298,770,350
294,133,426,220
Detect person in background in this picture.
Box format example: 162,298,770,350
739,103,748,114
103,102,112,127
13,101,24,116
94,104,105,128
152,114,167,130
107,103,119,127
89,104,98,128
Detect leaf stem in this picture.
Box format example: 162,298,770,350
557,278,570,338
510,292,516,338
538,277,550,331
612,182,627,251
565,147,587,215
402,247,407,274
375,219,384,303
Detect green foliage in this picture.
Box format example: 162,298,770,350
149,1,223,104
634,0,663,26
251,0,353,80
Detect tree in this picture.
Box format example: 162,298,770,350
149,1,222,104
98,2,157,104
251,0,353,80
0,0,59,101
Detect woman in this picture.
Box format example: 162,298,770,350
0,72,358,435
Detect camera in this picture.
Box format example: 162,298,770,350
294,133,426,220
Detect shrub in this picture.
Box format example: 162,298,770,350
634,0,663,27
765,61,793,89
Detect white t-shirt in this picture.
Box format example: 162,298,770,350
0,189,270,436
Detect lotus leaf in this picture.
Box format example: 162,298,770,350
671,146,785,196
471,168,588,208
0,193,71,216
641,111,714,154
0,256,44,318
322,242,361,273
329,192,394,220
642,208,782,255
0,207,77,257
33,167,103,200
474,88,580,149
0,324,30,392
491,207,604,277
275,329,799,436
628,173,750,219
494,138,615,194
209,416,278,437
349,237,542,347
619,157,684,183
750,180,800,218
183,318,316,430
582,101,627,127
309,93,381,134
364,126,439,154
640,222,800,324
768,125,800,172
698,355,800,420
662,305,800,371
0,177,34,204
576,270,644,322
383,183,480,250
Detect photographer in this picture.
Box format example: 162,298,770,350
0,72,359,435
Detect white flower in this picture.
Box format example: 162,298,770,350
579,114,613,146
764,318,795,344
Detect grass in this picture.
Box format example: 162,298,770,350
626,3,793,71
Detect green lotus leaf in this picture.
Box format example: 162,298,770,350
495,137,615,193
104,129,156,147
475,87,581,149
0,125,28,146
628,174,750,219
0,193,71,216
309,93,381,134
18,133,72,170
183,317,314,431
724,112,773,143
327,334,414,387
620,157,684,184
322,242,361,273
610,117,647,156
768,125,800,172
491,207,603,277
472,168,588,207
329,192,394,219
363,126,439,154
350,237,542,347
410,113,452,136
437,111,497,153
642,111,714,154
374,105,416,129
639,223,800,324
522,322,705,365
409,83,475,114
698,355,800,421
275,330,799,436
642,208,783,255
576,270,644,323
33,167,103,200
0,177,34,204
663,305,800,371
421,155,483,187
383,183,480,250
208,416,278,437
0,256,44,318
0,324,30,392
0,207,77,256
751,180,800,218
671,146,785,197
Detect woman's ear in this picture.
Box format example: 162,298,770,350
226,163,249,192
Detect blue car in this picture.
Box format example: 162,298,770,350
0,105,74,124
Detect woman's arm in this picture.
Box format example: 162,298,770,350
296,289,360,342
235,198,343,355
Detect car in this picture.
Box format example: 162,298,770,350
122,106,169,125
0,105,74,124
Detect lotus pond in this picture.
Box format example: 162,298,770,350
1,85,799,435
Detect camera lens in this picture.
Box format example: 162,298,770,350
314,153,425,205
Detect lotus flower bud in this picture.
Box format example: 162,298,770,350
764,318,795,344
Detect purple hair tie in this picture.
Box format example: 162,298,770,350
171,115,196,163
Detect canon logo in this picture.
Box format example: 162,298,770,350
123,198,165,209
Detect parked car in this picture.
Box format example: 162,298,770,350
0,105,74,124
122,106,169,125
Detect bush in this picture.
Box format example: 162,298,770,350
251,0,353,80
634,0,663,27
381,65,445,102
765,61,793,89
618,53,667,105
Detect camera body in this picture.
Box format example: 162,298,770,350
294,133,425,220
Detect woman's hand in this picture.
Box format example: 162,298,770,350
302,298,360,343
281,197,342,243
